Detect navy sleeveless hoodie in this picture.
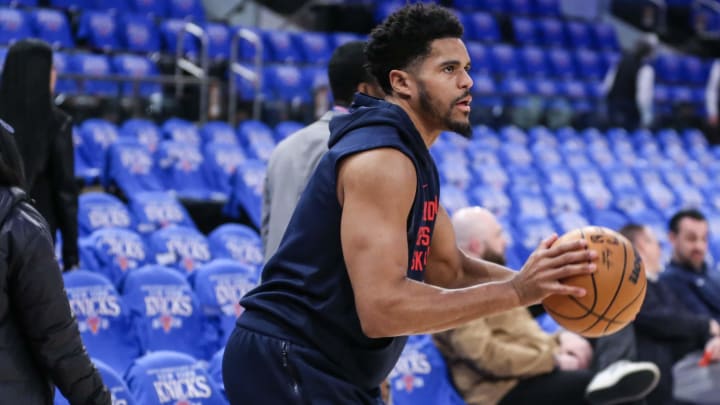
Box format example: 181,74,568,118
238,94,441,390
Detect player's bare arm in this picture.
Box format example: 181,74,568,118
338,148,596,338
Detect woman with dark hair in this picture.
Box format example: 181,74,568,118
0,38,78,270
0,127,110,404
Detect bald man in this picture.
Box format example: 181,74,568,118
433,207,659,405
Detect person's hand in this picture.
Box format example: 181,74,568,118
554,352,583,371
558,331,593,369
710,319,720,337
510,235,597,306
706,337,720,361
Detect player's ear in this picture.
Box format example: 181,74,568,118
388,69,413,99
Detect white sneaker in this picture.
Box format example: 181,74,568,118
585,360,660,405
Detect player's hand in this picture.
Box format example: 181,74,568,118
510,234,597,306
554,352,583,371
710,319,720,337
557,331,593,369
706,336,720,361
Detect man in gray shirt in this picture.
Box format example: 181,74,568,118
261,40,385,260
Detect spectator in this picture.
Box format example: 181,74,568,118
434,207,659,405
0,126,110,404
0,39,79,270
621,223,720,405
704,59,720,144
661,208,720,321
262,40,384,261
604,34,657,129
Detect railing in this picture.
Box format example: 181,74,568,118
229,27,264,125
175,22,210,123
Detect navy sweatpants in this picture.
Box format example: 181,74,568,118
222,327,384,405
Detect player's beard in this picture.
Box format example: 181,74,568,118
417,80,472,138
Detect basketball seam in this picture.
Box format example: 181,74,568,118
603,276,647,334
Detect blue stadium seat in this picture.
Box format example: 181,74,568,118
374,0,403,23
119,13,161,54
207,348,225,394
261,30,300,63
593,23,620,51
529,126,558,146
512,16,538,45
295,31,332,64
204,142,246,197
274,120,304,142
120,271,211,363
73,127,100,184
188,259,258,346
574,48,603,80
207,223,263,271
64,270,142,375
673,184,705,210
529,77,558,98
544,186,584,216
539,165,574,189
125,351,226,404
77,11,119,51
655,53,682,84
106,139,164,196
605,165,639,194
30,8,74,49
121,118,161,153
440,184,471,217
577,176,613,212
500,125,529,145
128,191,196,234
565,20,594,49
537,17,566,47
112,54,161,97
512,218,555,261
330,31,363,49
499,76,529,97
644,181,677,212
682,56,710,86
499,142,532,166
157,140,216,200
0,8,30,46
200,121,238,145
553,211,589,234
78,192,133,237
469,185,511,218
464,12,500,42
166,0,205,21
533,0,560,16
466,42,491,74
489,43,519,77
590,210,627,231
263,65,308,104
518,45,549,77
126,0,166,18
510,190,548,220
147,226,212,274
389,337,467,405
205,22,230,61
79,227,149,287
471,163,508,190
506,0,533,14
77,119,119,176
438,158,471,190
237,119,276,161
160,19,198,58
49,0,89,9
547,48,576,78
52,51,77,94
72,53,118,96
162,117,201,145
223,159,266,228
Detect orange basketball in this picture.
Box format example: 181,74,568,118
542,226,647,337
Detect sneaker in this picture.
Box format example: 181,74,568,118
585,360,660,405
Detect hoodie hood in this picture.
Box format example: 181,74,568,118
328,94,429,158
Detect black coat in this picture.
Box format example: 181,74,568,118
634,277,710,405
23,107,78,270
0,187,109,404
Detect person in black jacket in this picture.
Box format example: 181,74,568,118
620,224,720,405
0,38,79,270
0,127,110,404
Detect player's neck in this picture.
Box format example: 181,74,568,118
386,96,441,148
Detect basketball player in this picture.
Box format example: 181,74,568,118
223,5,598,403
435,207,659,405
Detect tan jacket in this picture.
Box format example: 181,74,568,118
433,307,558,405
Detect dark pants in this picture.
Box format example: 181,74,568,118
222,327,383,405
499,369,595,405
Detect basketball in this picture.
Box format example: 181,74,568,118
542,226,647,337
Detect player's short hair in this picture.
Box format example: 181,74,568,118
328,40,377,107
668,208,707,234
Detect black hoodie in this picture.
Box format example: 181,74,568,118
239,94,441,393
